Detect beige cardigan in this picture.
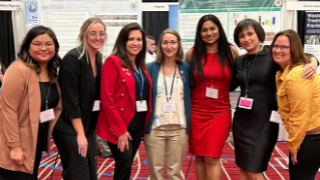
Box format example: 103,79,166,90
0,60,62,174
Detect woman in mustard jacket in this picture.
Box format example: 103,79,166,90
272,29,320,180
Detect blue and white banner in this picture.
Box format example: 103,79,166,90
24,2,39,32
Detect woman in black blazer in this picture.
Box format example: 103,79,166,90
52,18,106,180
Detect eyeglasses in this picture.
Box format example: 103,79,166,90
88,32,106,38
162,41,179,46
271,45,290,51
30,42,54,49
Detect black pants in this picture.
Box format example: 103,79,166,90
52,129,97,180
0,122,48,180
289,134,320,180
107,129,144,180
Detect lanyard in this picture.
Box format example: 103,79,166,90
133,66,144,100
206,55,218,88
39,77,51,110
244,53,258,98
163,65,177,102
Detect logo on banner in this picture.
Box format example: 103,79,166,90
275,0,282,7
28,3,37,13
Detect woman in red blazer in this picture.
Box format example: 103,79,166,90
95,23,152,180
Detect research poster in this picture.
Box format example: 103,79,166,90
178,0,283,55
38,0,141,58
24,2,39,32
304,11,320,74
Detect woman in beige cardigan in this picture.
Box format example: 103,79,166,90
0,26,62,180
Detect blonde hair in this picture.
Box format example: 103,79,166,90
156,29,184,64
77,18,106,63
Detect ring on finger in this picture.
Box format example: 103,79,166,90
81,146,85,150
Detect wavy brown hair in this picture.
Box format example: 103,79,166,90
113,23,147,70
270,29,310,67
18,26,61,83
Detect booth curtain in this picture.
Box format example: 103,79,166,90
142,11,169,42
0,5,15,67
297,11,306,46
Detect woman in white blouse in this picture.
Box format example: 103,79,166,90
144,29,191,180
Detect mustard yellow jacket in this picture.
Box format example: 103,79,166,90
276,64,320,153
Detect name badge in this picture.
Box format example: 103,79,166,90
162,102,176,113
92,100,100,111
40,109,55,123
136,100,147,112
238,97,253,109
206,87,219,99
270,111,282,123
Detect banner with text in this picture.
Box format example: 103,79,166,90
304,11,320,74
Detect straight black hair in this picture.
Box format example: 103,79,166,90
190,14,234,86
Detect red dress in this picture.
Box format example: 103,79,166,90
189,52,232,157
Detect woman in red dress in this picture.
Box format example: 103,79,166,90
186,14,238,180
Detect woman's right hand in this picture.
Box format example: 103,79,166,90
118,131,132,153
77,134,88,157
10,147,24,166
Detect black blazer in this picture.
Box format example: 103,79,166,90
54,48,102,135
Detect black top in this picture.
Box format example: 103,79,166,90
38,82,59,150
54,48,102,136
230,45,279,172
39,82,59,111
230,46,278,105
127,68,150,130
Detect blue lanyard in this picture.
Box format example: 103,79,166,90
133,66,144,100
163,65,177,102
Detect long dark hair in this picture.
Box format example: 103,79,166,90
190,14,234,86
113,23,147,70
18,25,61,83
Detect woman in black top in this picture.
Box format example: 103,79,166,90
230,19,318,180
52,18,106,180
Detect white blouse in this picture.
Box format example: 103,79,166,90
152,71,186,130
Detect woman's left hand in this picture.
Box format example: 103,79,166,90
302,63,317,79
291,152,298,165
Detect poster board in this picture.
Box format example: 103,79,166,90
178,0,283,55
38,0,141,58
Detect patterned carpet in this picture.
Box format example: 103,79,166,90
38,140,320,180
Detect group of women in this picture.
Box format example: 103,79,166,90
0,14,319,180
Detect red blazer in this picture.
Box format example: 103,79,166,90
96,55,152,144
